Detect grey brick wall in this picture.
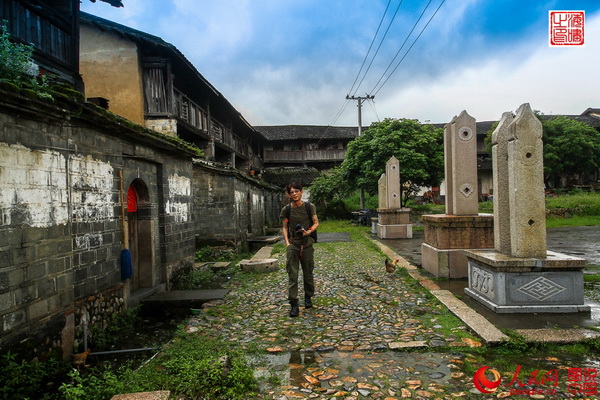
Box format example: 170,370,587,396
0,91,195,354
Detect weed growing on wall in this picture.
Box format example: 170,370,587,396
0,20,52,99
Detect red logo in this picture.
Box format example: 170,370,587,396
549,11,585,46
473,367,502,393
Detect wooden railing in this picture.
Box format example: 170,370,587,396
264,148,346,162
174,89,208,132
143,70,248,157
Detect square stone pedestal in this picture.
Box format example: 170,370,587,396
377,208,412,239
377,223,413,239
421,244,470,278
421,214,493,278
464,249,590,313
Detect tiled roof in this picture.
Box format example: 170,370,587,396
255,125,362,141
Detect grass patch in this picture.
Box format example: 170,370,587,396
59,333,260,400
546,215,600,228
546,192,600,216
584,274,600,283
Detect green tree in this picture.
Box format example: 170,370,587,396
309,167,352,203
541,115,600,187
341,118,444,206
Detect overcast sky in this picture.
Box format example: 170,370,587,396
81,0,600,127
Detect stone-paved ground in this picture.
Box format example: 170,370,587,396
185,239,599,400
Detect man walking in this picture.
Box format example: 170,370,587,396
280,182,319,317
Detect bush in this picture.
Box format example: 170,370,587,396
0,350,69,400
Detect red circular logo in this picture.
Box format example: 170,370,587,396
473,366,502,393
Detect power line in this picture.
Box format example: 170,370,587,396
367,98,381,123
351,0,405,97
369,0,434,94
347,0,393,96
371,0,446,96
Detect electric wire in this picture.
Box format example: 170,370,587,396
368,0,434,95
351,0,405,97
367,98,381,123
347,0,393,96
371,0,446,96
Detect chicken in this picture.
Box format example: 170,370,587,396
72,348,92,369
385,258,399,273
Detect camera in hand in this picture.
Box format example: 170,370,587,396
294,224,305,234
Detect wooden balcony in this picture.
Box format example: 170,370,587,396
264,148,346,163
2,0,78,75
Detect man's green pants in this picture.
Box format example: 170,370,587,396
286,244,315,302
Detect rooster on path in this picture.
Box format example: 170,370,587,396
385,258,399,273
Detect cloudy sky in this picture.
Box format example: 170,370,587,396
81,0,600,127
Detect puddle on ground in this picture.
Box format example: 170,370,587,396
251,348,600,398
252,350,461,395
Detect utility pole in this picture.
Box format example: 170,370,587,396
346,94,374,209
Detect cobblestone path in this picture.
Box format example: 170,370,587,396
184,238,599,399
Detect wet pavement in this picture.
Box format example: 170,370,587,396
183,231,600,399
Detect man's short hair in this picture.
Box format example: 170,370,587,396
286,182,302,193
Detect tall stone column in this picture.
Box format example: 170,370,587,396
422,110,493,278
445,111,478,216
491,112,514,255
507,103,546,258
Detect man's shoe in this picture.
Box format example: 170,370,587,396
304,297,313,309
289,301,300,317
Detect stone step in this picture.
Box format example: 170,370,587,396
142,289,229,309
239,258,279,273
252,246,273,260
111,391,170,400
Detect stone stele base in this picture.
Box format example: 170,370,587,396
421,214,493,278
421,244,474,278
376,208,412,239
377,223,412,239
464,249,590,313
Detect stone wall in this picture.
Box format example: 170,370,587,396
193,161,281,250
0,90,195,356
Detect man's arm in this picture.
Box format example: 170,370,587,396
305,213,319,236
282,218,290,246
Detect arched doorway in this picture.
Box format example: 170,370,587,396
127,179,154,290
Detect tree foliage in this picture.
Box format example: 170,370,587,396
484,114,600,187
341,118,444,206
308,167,353,204
541,115,600,187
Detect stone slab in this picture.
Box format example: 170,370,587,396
239,258,279,272
466,249,587,271
422,213,494,249
252,246,274,260
376,223,412,239
431,289,508,344
515,328,600,343
111,391,170,400
143,289,229,305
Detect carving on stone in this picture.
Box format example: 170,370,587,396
458,126,474,141
519,145,540,166
471,266,494,299
517,276,566,301
459,183,474,198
